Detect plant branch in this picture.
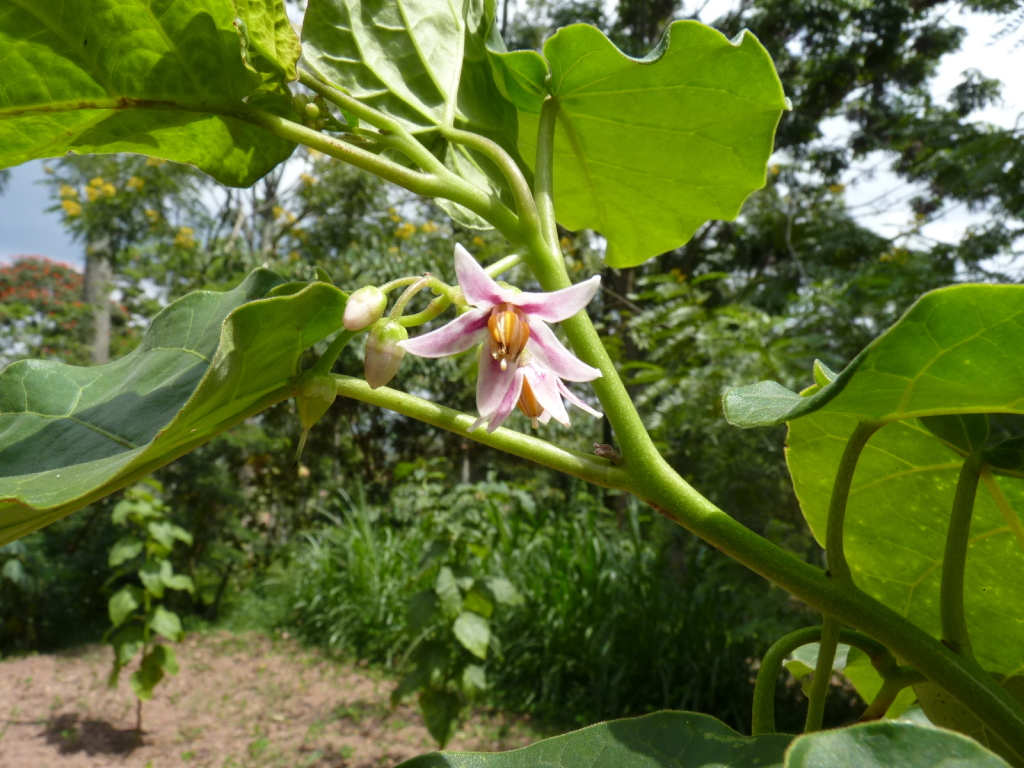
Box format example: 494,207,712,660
941,454,983,660
804,615,842,732
859,668,926,722
826,422,879,585
535,98,562,253
332,375,627,490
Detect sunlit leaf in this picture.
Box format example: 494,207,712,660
0,0,297,185
452,611,489,659
148,605,184,642
108,585,143,628
489,21,788,267
725,285,1024,428
0,270,348,547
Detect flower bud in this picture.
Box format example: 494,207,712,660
364,319,407,389
343,286,388,331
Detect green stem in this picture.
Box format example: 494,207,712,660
859,668,926,722
752,626,892,735
399,296,450,328
826,422,879,585
941,454,983,659
333,375,625,489
441,125,541,234
535,98,562,253
312,330,357,376
804,615,842,733
390,276,431,319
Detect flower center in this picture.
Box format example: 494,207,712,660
487,304,530,371
517,375,544,428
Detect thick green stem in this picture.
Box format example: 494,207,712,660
333,375,626,489
859,669,926,722
941,454,983,660
804,615,842,732
826,422,879,585
312,330,357,376
752,626,892,735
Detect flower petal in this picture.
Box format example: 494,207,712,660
476,347,518,418
557,379,603,418
510,275,601,323
455,244,510,307
399,308,489,358
525,364,570,427
526,321,602,382
486,366,525,433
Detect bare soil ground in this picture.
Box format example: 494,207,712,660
0,631,536,768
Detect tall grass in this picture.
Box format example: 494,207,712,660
276,481,798,732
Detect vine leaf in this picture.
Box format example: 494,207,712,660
787,415,1024,678
488,21,789,268
300,0,520,227
724,284,1024,428
0,270,347,547
0,0,298,186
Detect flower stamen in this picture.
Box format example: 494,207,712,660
487,304,530,371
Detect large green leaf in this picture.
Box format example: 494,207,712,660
0,271,347,547
397,711,793,768
725,284,1024,428
0,0,298,185
398,713,1008,768
785,721,1010,768
787,415,1024,677
489,21,788,267
301,0,520,226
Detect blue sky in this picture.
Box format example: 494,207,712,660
0,160,79,267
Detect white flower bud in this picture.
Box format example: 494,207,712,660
343,286,388,331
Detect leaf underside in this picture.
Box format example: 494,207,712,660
0,270,347,547
0,0,299,185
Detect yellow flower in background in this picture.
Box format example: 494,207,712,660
388,246,399,254
300,173,316,186
393,222,416,240
421,221,439,234
144,208,160,224
59,184,78,200
174,227,196,249
472,236,486,248
145,156,166,167
61,200,82,217
559,236,575,255
289,250,301,263
126,176,145,192
388,206,401,223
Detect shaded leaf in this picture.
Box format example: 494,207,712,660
725,285,1024,428
490,21,788,267
461,664,486,699
396,711,792,767
435,566,462,618
138,561,166,599
0,270,348,547
109,623,145,669
0,0,296,185
419,688,462,749
108,536,143,567
129,645,178,701
788,416,1024,676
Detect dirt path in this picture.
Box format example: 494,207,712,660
0,632,534,768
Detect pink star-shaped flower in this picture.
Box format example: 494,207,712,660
399,245,603,432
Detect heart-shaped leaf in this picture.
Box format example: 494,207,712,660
725,284,1024,428
0,270,348,547
0,0,298,185
787,415,1024,677
489,21,788,267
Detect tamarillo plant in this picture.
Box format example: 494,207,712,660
106,481,193,733
0,0,1022,765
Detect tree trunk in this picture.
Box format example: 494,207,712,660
83,236,112,365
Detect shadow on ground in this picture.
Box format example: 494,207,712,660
44,712,139,756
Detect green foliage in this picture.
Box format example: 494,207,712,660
491,21,788,267
105,481,191,707
399,715,1011,768
0,269,347,546
0,0,296,185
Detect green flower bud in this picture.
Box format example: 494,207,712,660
304,102,321,120
364,319,407,389
343,286,388,331
292,93,310,115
